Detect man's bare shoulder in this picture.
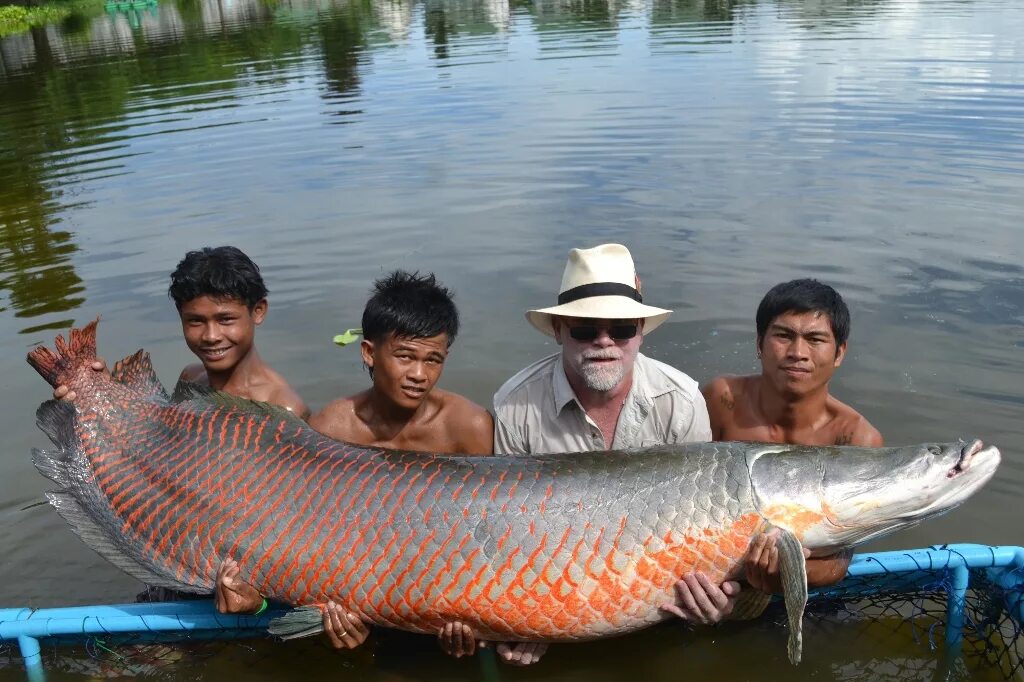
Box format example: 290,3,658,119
178,363,208,384
702,375,758,418
434,389,495,455
309,393,364,439
266,382,310,420
828,396,884,447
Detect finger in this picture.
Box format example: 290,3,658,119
685,574,717,619
438,623,453,654
53,386,68,400
803,547,812,559
452,622,463,656
496,642,513,661
462,623,475,656
721,580,742,597
768,545,779,576
673,578,705,623
323,603,344,649
347,613,369,637
91,360,106,371
695,573,728,610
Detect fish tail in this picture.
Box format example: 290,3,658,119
268,606,326,640
33,398,202,594
27,318,99,388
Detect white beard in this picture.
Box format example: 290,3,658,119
572,350,626,392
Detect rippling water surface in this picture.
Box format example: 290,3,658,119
1,0,1022,677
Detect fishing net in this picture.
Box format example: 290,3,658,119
1,549,1021,681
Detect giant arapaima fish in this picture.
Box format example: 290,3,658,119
27,321,1000,664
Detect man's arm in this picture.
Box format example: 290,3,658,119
700,377,735,441
455,405,494,456
492,414,528,455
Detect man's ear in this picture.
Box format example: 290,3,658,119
251,299,268,325
360,339,375,368
834,342,847,367
551,317,564,346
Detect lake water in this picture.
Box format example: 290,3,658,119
0,0,1022,678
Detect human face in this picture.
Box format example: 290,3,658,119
554,317,643,393
361,333,449,411
758,310,846,397
179,295,266,372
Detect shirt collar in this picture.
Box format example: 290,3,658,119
552,357,579,414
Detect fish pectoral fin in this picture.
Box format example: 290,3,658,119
731,589,772,620
775,527,808,665
268,606,326,640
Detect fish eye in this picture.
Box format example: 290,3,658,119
928,446,942,456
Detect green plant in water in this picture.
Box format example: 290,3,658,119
0,0,105,37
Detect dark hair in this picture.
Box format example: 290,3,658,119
168,246,268,310
362,271,459,346
756,279,850,347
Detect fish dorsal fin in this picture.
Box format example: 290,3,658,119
111,350,168,400
170,380,306,424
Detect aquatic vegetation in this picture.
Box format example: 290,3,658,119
0,0,103,38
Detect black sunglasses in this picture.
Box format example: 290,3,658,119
568,324,639,342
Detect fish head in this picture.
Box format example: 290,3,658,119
749,440,1000,552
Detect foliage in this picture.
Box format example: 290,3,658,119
0,0,103,38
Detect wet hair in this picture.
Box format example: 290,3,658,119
756,278,850,348
362,270,459,346
168,246,268,310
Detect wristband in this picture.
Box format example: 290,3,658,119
254,598,268,616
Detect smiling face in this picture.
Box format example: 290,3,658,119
362,332,449,411
554,317,643,394
179,295,266,372
758,310,846,398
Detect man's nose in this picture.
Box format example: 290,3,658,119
592,328,615,347
407,362,427,382
201,323,221,342
788,337,810,358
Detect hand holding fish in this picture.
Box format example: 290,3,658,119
52,359,107,402
214,558,262,615
322,601,370,650
437,622,548,665
661,573,741,625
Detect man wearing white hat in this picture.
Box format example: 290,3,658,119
493,243,712,455
484,245,735,665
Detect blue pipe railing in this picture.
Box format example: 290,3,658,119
2,544,1021,681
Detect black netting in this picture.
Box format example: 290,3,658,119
1,563,1021,681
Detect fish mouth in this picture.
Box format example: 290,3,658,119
947,439,995,478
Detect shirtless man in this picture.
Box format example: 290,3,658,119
216,270,494,652
310,270,493,455
703,278,883,592
56,246,307,417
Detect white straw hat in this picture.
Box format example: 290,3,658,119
526,244,672,337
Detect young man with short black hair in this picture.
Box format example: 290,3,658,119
702,278,883,593
215,270,493,653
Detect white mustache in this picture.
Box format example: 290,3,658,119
582,350,622,361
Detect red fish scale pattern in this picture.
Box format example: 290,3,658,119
30,325,768,642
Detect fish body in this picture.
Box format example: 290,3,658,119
27,322,1000,660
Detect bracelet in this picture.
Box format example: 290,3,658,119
254,598,268,616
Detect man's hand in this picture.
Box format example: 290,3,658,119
213,558,262,614
661,572,741,624
53,359,107,401
437,622,548,665
438,621,477,658
492,642,549,666
745,531,811,594
322,601,370,650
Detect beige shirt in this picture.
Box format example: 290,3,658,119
493,352,711,455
